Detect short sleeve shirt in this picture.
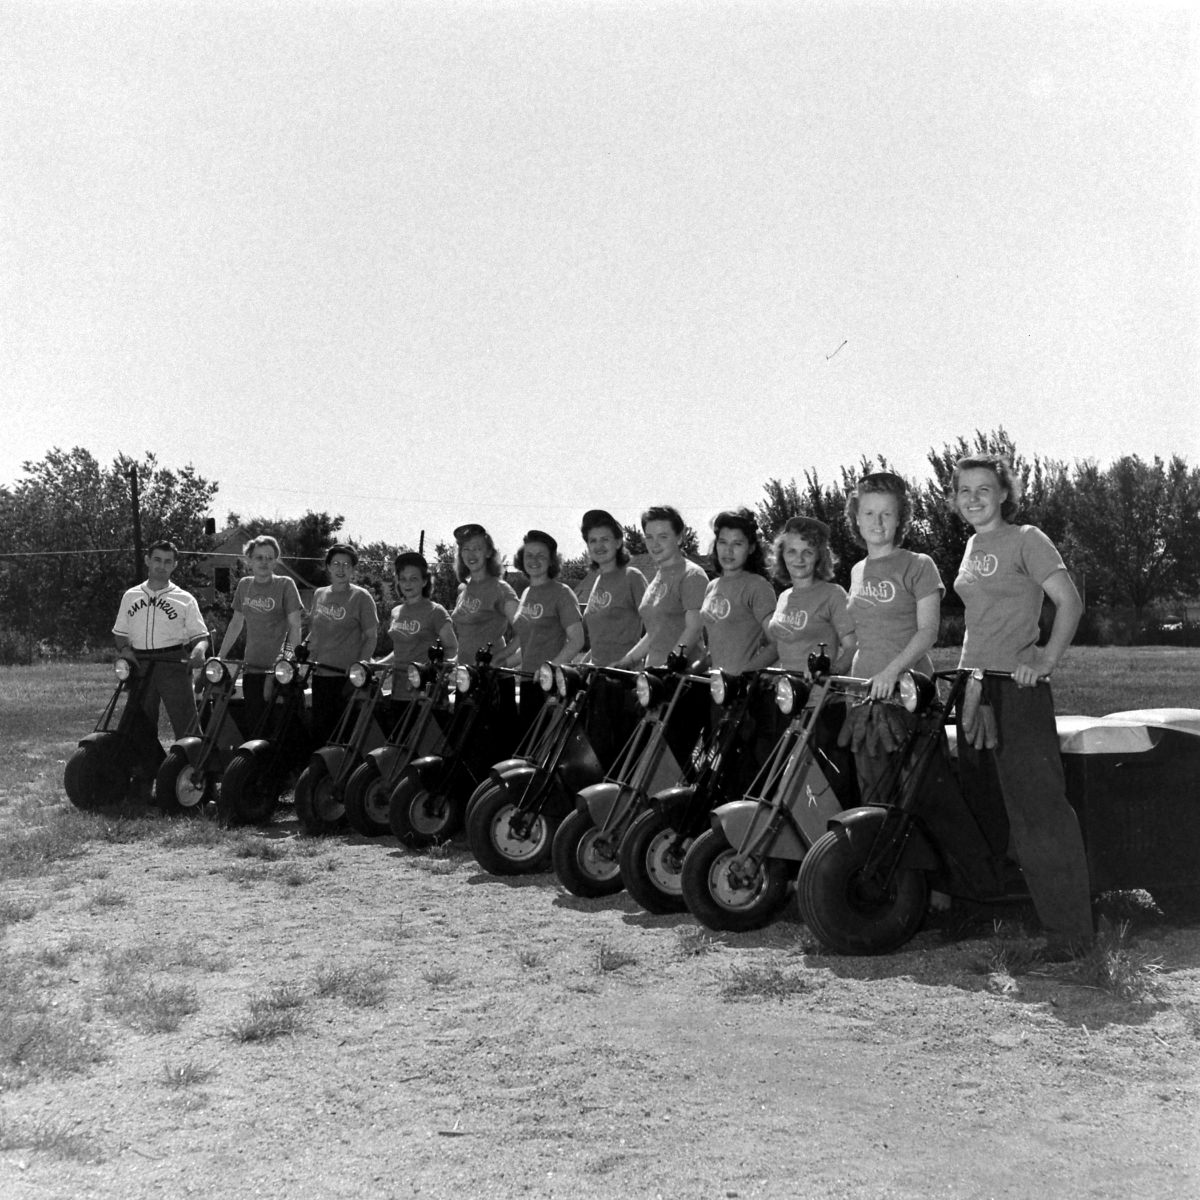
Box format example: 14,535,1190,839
847,550,942,678
638,559,710,667
452,575,519,666
388,600,453,696
309,584,379,674
768,581,855,673
954,524,1066,671
113,582,208,651
584,566,648,666
700,572,777,675
232,575,303,671
512,580,582,669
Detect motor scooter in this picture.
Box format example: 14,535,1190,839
618,667,777,914
387,645,524,848
218,649,318,826
464,662,634,875
680,649,865,932
343,643,454,837
64,654,176,810
294,660,393,836
156,658,249,816
796,669,1200,955
551,648,709,899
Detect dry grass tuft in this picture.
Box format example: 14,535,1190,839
161,1059,216,1088
719,958,812,1002
0,1116,101,1163
314,962,390,1007
1070,921,1166,1005
595,939,638,973
85,884,127,911
228,983,307,1042
0,897,38,927
675,926,719,959
420,965,459,989
101,971,199,1033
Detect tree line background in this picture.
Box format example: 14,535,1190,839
2,430,1198,664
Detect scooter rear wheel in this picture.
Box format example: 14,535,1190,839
294,761,346,836
797,828,929,955
551,807,623,898
344,760,392,838
466,785,555,876
156,748,210,817
219,751,280,826
63,744,129,811
619,809,692,914
680,827,792,932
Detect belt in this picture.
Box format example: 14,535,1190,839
133,644,189,659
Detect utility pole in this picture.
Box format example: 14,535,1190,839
128,466,144,575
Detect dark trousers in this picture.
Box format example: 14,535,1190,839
241,672,272,737
310,675,350,749
956,678,1093,941
139,659,198,741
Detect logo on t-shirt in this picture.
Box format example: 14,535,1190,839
702,595,731,621
458,596,482,616
127,594,181,622
316,601,347,621
521,602,545,621
587,589,613,612
853,580,897,605
643,577,668,607
961,553,999,583
777,608,809,630
244,595,277,614
392,618,421,635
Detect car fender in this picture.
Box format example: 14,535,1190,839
712,799,807,862
823,806,939,871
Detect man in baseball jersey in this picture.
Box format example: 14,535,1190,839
112,540,210,740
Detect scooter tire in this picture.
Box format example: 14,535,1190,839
619,809,692,914
63,744,129,811
294,761,346,836
465,784,555,876
155,747,210,818
219,751,280,826
389,776,460,848
680,827,793,932
344,760,392,838
551,807,623,898
796,828,929,956
464,778,500,828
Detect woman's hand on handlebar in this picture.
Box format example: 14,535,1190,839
867,665,901,701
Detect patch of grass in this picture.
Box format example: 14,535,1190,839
158,818,229,849
230,834,286,861
228,983,308,1043
161,1059,215,1088
278,864,309,887
675,926,719,959
719,958,813,1002
96,816,160,844
101,973,199,1033
972,937,1040,978
1069,920,1166,1005
221,862,272,885
0,809,96,878
314,962,390,1007
409,841,456,875
595,939,638,973
0,897,38,927
85,884,127,911
0,1116,101,1163
516,947,543,970
420,965,459,989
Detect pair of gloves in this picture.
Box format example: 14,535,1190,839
958,673,999,750
837,700,911,757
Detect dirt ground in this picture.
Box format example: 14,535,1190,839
1,805,1197,1200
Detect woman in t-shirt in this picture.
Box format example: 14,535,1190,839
375,550,458,706
217,535,304,734
307,544,380,748
449,523,519,667
952,454,1091,956
766,516,856,675
845,473,943,796
493,530,584,735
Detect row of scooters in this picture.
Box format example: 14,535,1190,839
66,637,1051,955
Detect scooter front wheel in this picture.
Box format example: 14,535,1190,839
465,785,555,876
551,807,623,898
219,751,280,826
344,760,392,838
389,776,459,848
680,828,793,932
619,809,692,915
797,828,929,955
156,748,210,817
294,761,346,836
63,744,129,811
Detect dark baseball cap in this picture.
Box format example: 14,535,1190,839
580,509,623,540
453,523,488,544
523,529,558,557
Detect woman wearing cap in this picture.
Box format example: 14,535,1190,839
579,510,647,667
612,505,708,670
951,454,1091,956
700,508,778,677
844,472,942,796
216,534,304,734
766,516,856,675
374,551,458,706
449,524,520,666
308,544,380,748
493,530,584,734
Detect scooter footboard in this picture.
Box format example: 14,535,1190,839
825,807,940,871
714,799,807,862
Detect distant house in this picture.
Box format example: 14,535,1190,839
193,525,316,611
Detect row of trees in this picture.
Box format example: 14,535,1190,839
1,432,1198,659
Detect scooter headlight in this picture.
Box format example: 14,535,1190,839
407,663,424,690
204,658,227,685
536,662,556,693
709,669,732,706
274,658,296,685
897,670,935,713
455,665,474,694
775,675,796,715
635,672,667,709
114,658,133,682
348,662,370,689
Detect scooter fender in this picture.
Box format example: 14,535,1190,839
489,757,530,783
405,754,448,793
311,745,348,778
77,730,124,754
170,736,207,771
650,784,697,825
233,738,273,764
824,806,940,871
366,744,400,776
578,781,622,827
713,799,808,863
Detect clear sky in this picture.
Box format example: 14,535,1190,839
2,0,1196,560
